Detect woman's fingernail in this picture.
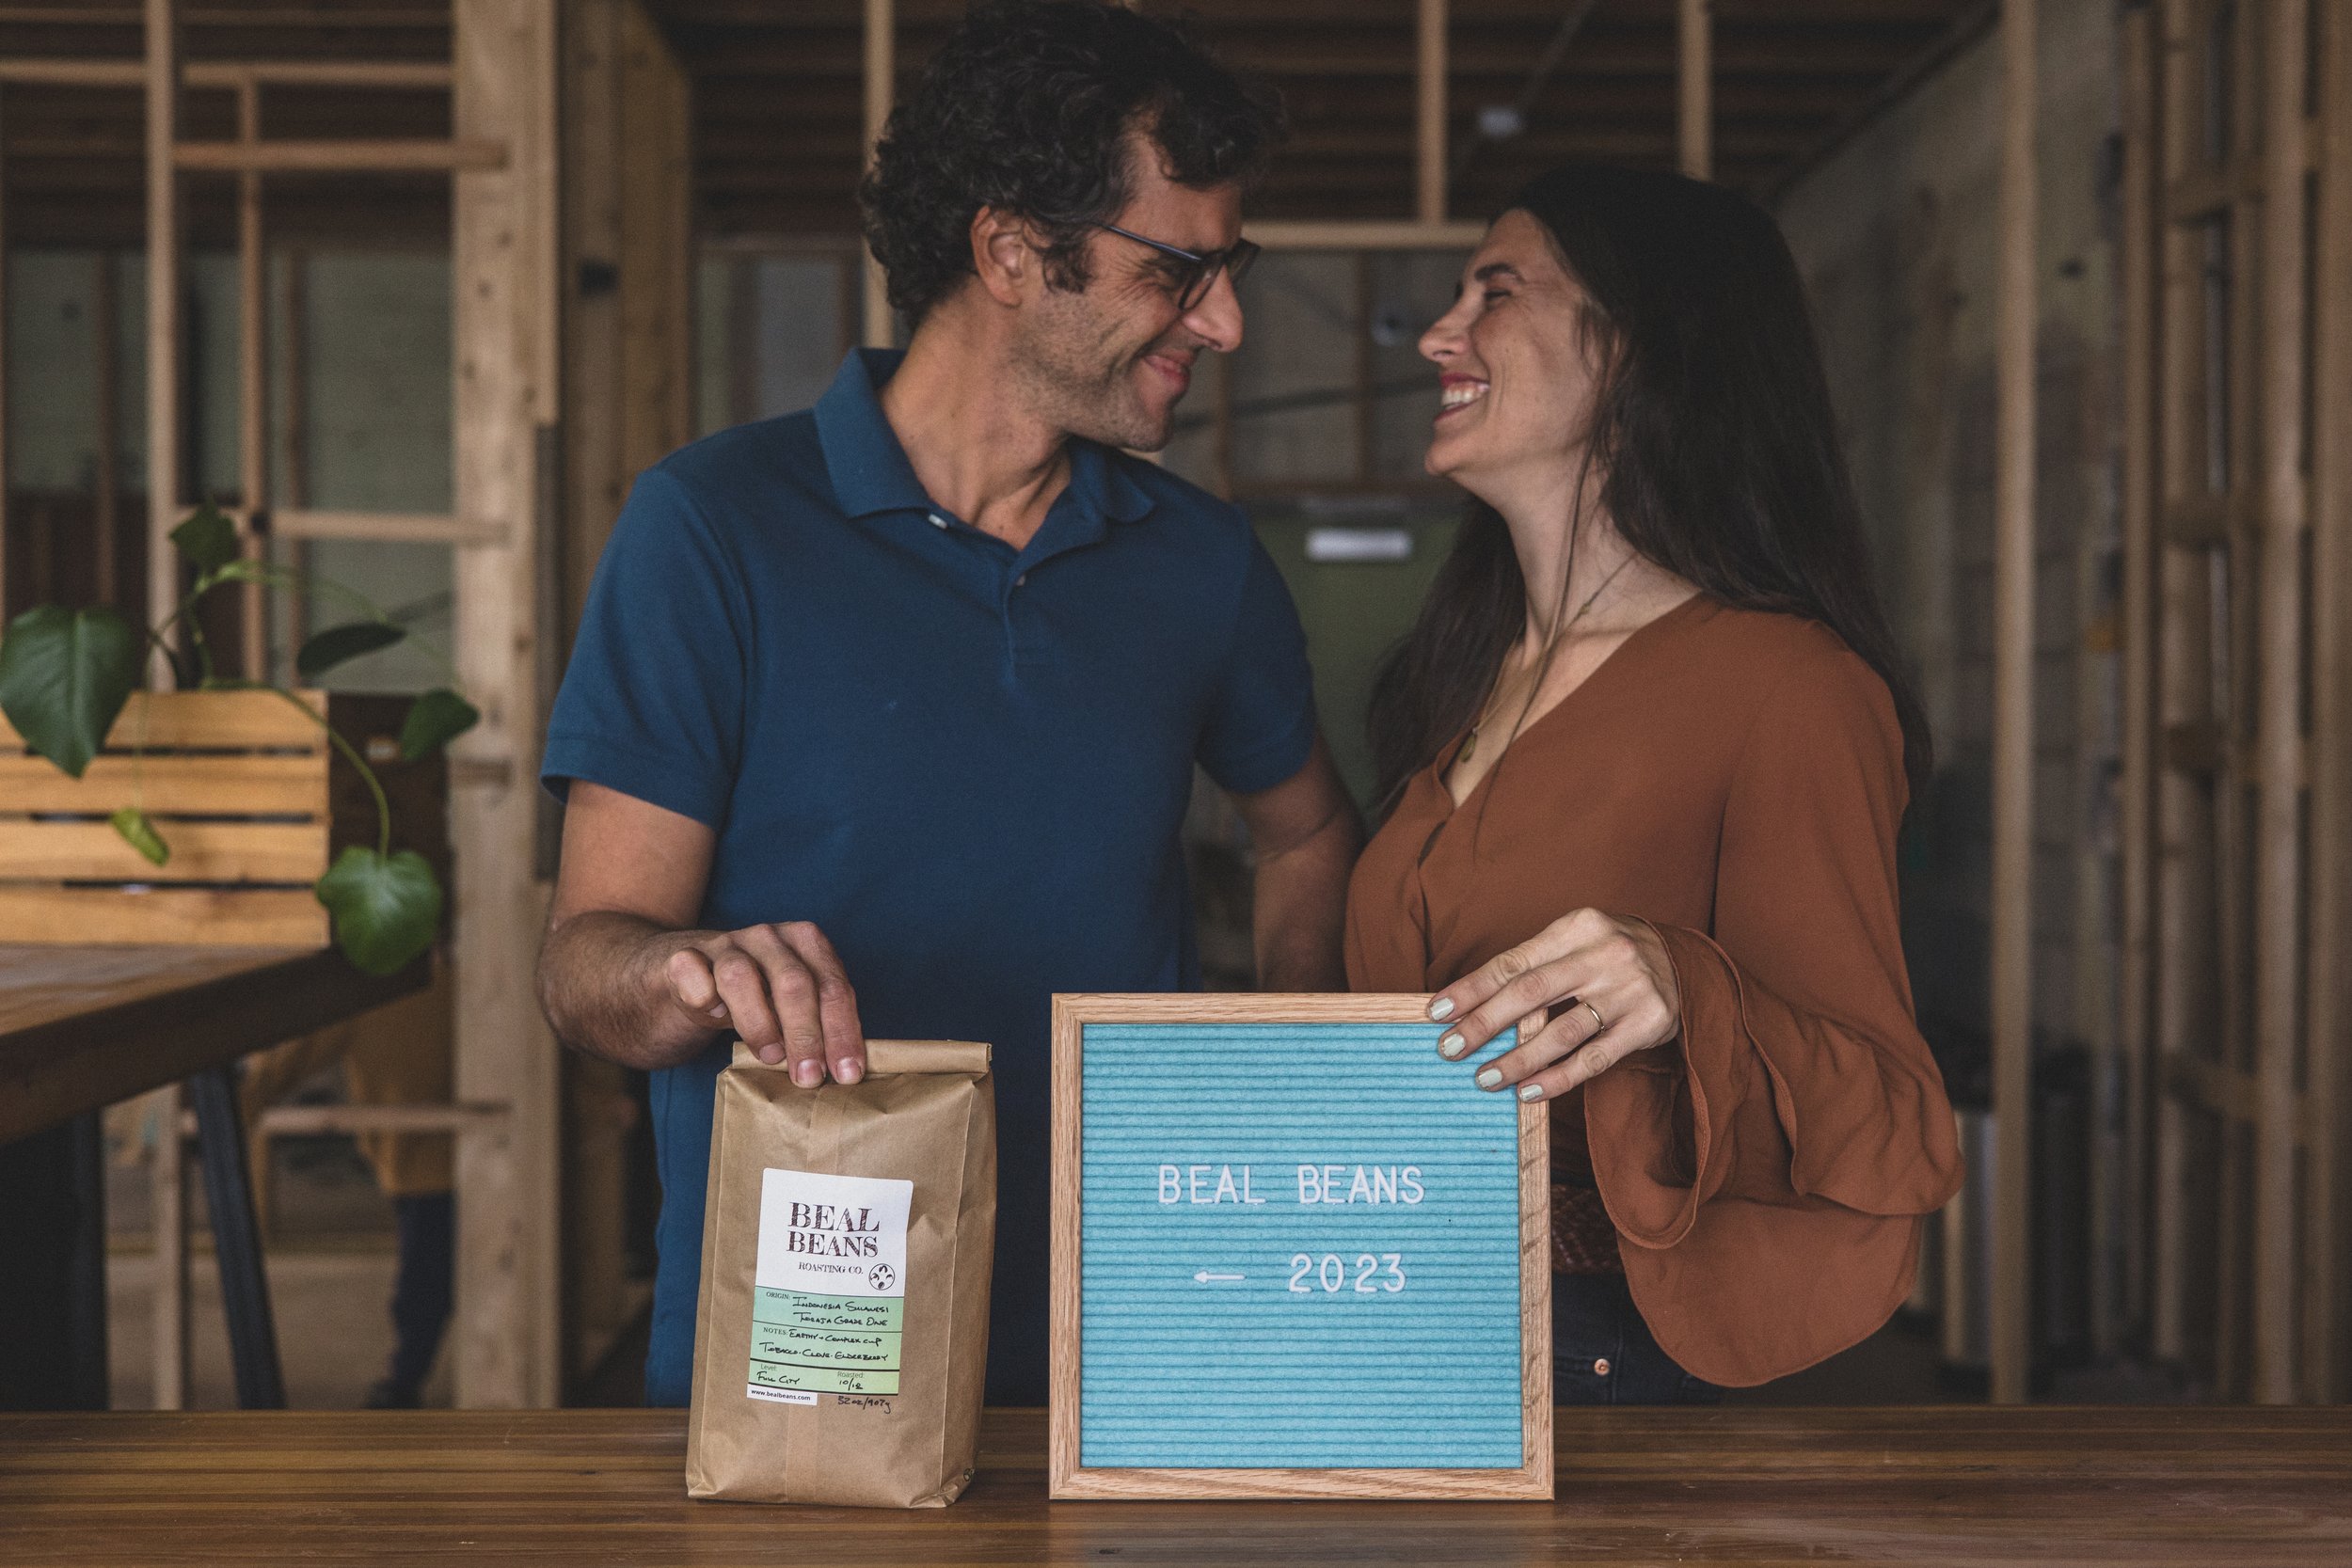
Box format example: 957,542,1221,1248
1518,1084,1544,1101
1428,997,1455,1022
837,1061,864,1085
1438,1032,1468,1059
1475,1066,1502,1089
794,1062,821,1087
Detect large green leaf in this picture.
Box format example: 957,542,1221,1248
296,621,405,679
110,807,170,868
399,688,479,761
0,605,141,778
170,504,241,575
314,847,441,976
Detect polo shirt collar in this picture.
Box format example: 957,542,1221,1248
814,348,1158,535
1089,441,1156,526
816,348,931,521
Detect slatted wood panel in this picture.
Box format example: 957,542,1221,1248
0,689,444,947
2129,0,2344,1403
0,819,325,882
0,689,326,943
0,884,326,948
0,752,325,815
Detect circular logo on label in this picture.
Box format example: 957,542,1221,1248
867,1262,896,1291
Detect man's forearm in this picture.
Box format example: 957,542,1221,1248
1251,808,1360,991
538,910,719,1070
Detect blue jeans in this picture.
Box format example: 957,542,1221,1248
1553,1271,1722,1405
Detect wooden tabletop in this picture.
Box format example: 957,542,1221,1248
3,1405,2348,1565
0,944,425,1142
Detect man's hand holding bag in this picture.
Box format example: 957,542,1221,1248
687,1038,996,1507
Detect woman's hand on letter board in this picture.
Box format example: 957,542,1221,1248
1425,909,1683,1101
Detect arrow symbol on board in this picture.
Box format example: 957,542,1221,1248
1193,1270,1246,1284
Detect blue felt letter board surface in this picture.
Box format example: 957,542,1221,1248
1054,997,1547,1496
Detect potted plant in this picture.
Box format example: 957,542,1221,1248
0,505,476,974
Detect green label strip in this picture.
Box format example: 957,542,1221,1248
747,1360,900,1396
747,1288,903,1399
753,1287,903,1333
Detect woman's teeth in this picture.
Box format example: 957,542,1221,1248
1440,382,1488,410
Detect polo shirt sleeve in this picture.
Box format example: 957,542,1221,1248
541,466,748,829
1194,531,1316,796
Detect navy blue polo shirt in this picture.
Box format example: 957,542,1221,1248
543,349,1315,1407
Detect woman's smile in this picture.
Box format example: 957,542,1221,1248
1417,211,1602,491
1438,374,1491,418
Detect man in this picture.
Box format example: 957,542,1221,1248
536,0,1360,1407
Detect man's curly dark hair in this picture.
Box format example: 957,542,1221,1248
858,2,1283,325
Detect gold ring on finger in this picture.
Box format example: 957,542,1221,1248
1580,1000,1605,1036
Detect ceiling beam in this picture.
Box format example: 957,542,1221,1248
0,6,446,25
673,38,1931,79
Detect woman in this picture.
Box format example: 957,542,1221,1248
1347,164,1963,1402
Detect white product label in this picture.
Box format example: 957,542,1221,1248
746,1167,913,1402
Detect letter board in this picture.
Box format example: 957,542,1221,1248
1050,993,1551,1500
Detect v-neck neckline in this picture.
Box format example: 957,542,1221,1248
1431,590,1708,820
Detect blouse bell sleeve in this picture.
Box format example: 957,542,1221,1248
1580,627,1965,1386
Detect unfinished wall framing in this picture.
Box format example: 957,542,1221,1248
2124,0,2352,1403
558,0,692,1392
0,0,694,1408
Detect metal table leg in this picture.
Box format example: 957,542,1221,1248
188,1067,284,1409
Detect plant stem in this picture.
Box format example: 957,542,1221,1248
265,687,391,859
178,586,217,688
144,616,188,689
132,676,151,812
152,580,221,689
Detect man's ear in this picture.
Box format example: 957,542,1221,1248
970,206,1033,307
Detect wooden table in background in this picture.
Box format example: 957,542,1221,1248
0,944,426,1409
0,944,423,1145
2,1406,2348,1565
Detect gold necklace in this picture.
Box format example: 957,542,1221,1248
1456,552,1637,765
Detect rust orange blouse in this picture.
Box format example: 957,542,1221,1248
1344,594,1963,1387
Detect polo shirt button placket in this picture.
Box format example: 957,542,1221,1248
999,569,1027,673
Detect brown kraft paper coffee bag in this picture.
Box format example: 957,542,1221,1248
686,1038,995,1507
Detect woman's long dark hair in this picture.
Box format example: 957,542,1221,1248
1367,163,1931,817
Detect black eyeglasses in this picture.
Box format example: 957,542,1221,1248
1091,222,1261,312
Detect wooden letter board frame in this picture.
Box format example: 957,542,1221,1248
1049,992,1552,1500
